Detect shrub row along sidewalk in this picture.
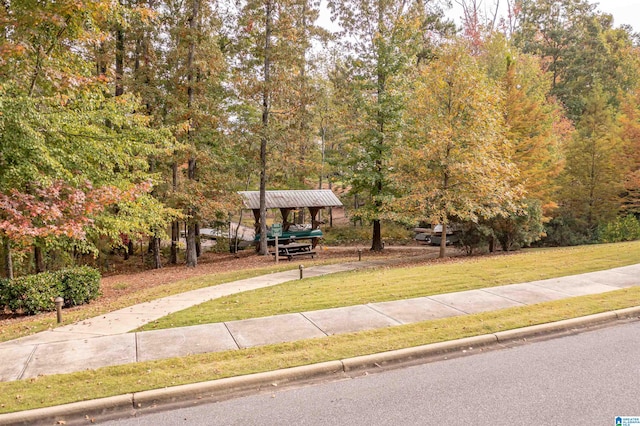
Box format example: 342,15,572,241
0,267,100,315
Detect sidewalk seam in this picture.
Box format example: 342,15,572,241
224,322,242,350
365,304,404,325
299,312,329,336
479,288,527,306
134,332,140,362
16,345,38,381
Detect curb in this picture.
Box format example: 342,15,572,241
341,334,498,373
0,395,132,426
132,360,345,411
1,306,639,425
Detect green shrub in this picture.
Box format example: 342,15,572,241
56,266,101,307
490,200,545,251
322,222,413,246
0,277,10,311
5,273,59,315
543,214,593,246
0,266,101,315
599,215,640,243
456,221,493,255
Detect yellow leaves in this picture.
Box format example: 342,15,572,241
57,94,70,106
176,121,192,136
396,40,524,222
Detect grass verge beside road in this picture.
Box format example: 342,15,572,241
141,242,640,330
1,286,640,414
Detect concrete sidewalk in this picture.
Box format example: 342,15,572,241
0,262,638,383
0,256,425,346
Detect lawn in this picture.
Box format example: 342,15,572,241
1,286,639,414
140,241,640,330
1,241,639,415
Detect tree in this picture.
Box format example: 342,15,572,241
0,0,176,275
233,0,322,255
477,35,569,213
558,86,627,237
139,0,236,268
328,0,450,251
512,0,637,122
455,0,502,53
0,86,174,276
394,41,523,258
619,87,640,217
490,199,545,251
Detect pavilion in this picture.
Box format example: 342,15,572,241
238,190,343,247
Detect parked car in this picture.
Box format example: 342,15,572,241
414,232,431,244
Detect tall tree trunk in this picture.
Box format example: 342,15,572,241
3,237,13,280
185,0,200,268
297,1,310,185
258,0,273,256
123,241,130,260
319,118,326,190
170,161,179,264
439,221,447,259
439,171,450,259
370,2,385,253
329,180,333,227
115,24,124,96
153,237,162,269
370,177,384,252
195,222,201,258
371,220,383,251
127,240,135,259
186,160,198,268
170,221,179,264
34,245,45,273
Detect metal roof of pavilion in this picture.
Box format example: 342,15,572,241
239,190,343,210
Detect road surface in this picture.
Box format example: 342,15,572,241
102,320,640,425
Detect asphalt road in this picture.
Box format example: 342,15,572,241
102,321,640,426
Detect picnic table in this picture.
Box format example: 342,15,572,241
272,242,316,260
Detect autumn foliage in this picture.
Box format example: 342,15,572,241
0,181,151,243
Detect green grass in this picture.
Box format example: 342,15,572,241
1,241,638,414
2,286,640,414
140,241,640,330
0,256,357,343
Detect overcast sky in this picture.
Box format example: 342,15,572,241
319,1,640,33
446,0,640,31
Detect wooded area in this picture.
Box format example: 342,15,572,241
1,0,640,278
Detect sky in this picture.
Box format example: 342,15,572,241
446,0,640,31
319,1,640,33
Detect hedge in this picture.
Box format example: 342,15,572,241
0,266,101,315
55,266,101,307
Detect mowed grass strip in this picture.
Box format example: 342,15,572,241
0,257,356,343
141,242,640,330
2,286,640,414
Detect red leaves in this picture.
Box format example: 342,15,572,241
0,180,152,242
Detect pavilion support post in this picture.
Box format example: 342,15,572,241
280,208,292,231
309,207,321,230
253,209,261,250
